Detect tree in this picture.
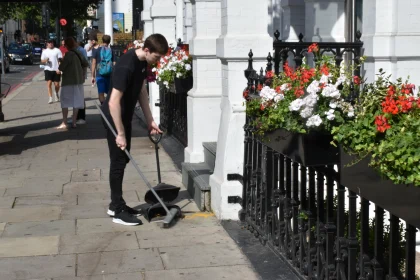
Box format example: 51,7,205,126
0,0,103,37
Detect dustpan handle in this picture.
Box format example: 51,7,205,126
148,133,162,144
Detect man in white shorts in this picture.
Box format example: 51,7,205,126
41,39,63,104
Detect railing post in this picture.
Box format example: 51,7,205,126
348,190,358,280
372,206,384,280
405,224,416,280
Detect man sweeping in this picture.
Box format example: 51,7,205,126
101,34,168,226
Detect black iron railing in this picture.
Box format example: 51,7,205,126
157,40,191,147
234,31,418,280
158,86,188,147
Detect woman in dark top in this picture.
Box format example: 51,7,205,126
57,37,89,130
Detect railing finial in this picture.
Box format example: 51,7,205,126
244,49,255,80
266,52,273,72
274,30,280,42
298,33,304,43
355,30,362,42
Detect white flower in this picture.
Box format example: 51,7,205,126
280,83,290,91
306,80,320,95
182,55,189,61
329,101,337,109
172,57,177,62
302,93,318,107
325,109,335,120
335,75,347,87
306,115,322,127
274,94,284,103
185,64,191,71
300,107,313,118
259,86,277,101
289,99,304,111
152,67,157,72
139,43,144,48
321,84,341,99
319,74,330,84
347,111,354,117
165,56,169,60
163,81,169,86
176,73,181,78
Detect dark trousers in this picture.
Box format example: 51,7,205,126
106,124,132,213
77,106,86,120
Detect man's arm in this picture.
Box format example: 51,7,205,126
109,88,127,149
91,58,96,83
138,80,162,135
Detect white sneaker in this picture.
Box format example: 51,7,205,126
54,94,59,102
48,97,53,104
76,119,86,125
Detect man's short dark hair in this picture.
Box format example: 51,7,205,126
102,35,111,45
143,34,169,55
46,39,54,45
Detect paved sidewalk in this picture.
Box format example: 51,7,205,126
0,72,259,280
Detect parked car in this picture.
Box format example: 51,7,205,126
31,42,45,59
0,49,10,73
8,43,34,65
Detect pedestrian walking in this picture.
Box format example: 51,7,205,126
59,39,68,57
84,39,93,70
40,39,62,104
75,41,89,125
101,34,168,226
56,37,89,130
91,35,114,104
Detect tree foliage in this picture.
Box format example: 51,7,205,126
0,0,103,26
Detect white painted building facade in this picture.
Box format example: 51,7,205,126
139,0,420,220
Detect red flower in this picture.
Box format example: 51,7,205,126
353,76,361,85
320,64,329,76
308,43,319,53
260,104,265,111
243,89,249,99
257,84,263,91
401,84,415,94
382,97,399,115
284,62,298,80
301,68,316,83
275,86,281,93
294,86,304,98
387,85,396,96
375,115,391,133
265,70,274,78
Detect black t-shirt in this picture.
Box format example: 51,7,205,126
102,49,147,127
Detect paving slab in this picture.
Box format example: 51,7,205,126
136,226,235,249
5,184,63,197
0,196,15,208
0,222,5,236
0,254,76,279
70,170,101,182
54,272,145,280
0,236,59,258
76,248,163,276
76,218,156,235
59,232,139,254
2,220,75,238
0,206,61,223
77,190,139,205
145,265,259,280
63,181,140,194
60,205,109,220
158,243,250,270
14,195,77,208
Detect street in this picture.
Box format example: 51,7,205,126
1,63,43,96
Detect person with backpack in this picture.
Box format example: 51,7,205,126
91,35,115,104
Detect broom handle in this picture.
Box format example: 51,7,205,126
95,102,171,215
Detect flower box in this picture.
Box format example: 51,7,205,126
340,148,420,228
263,128,339,166
174,75,193,93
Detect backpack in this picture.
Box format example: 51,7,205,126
97,47,113,76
